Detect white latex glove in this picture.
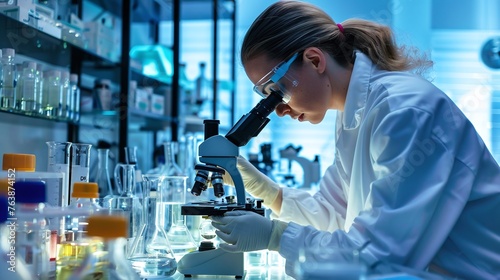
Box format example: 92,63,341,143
223,156,280,206
211,211,288,253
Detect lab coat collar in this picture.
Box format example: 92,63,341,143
342,51,374,129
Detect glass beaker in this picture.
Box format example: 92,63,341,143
96,148,116,207
164,175,197,259
113,163,142,251
46,141,72,207
69,143,92,203
128,174,177,278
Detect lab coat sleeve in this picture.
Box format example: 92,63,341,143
279,106,468,277
272,163,348,232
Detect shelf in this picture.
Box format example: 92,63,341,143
0,108,77,124
80,108,173,131
0,12,119,67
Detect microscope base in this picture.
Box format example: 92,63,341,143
178,248,245,278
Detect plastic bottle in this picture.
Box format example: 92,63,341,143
68,215,141,280
56,182,102,280
69,74,80,122
0,48,17,110
17,61,40,114
14,180,52,279
0,195,33,280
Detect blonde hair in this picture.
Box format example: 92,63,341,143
241,1,432,75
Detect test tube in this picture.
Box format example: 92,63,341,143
69,143,92,203
46,141,72,207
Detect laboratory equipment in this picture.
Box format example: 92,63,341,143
279,144,320,189
177,218,244,278
113,163,142,250
96,148,116,206
127,174,178,278
17,61,40,114
69,143,92,203
60,70,71,119
46,141,72,207
57,182,102,280
164,175,198,259
69,74,80,122
178,89,284,278
93,78,112,111
14,180,52,279
42,69,63,118
181,89,286,216
0,48,17,110
0,196,33,280
67,215,140,280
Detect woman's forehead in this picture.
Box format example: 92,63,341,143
244,54,283,84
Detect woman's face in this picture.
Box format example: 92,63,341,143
244,49,346,124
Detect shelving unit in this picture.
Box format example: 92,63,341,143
0,0,236,172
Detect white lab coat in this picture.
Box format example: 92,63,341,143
275,51,500,279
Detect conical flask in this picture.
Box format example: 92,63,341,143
164,175,197,259
95,148,117,208
128,174,177,278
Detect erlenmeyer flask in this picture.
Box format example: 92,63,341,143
128,174,177,278
162,141,184,176
164,175,197,259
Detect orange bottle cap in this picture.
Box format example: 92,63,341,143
72,182,99,198
87,215,128,239
2,154,36,171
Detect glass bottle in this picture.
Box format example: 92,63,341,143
194,62,211,116
14,180,52,279
128,174,177,278
35,63,44,115
57,182,102,280
60,70,71,120
0,196,33,280
17,61,39,114
42,70,63,118
69,74,80,122
68,215,140,280
93,78,112,111
0,48,17,110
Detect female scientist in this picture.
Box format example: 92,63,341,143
211,1,500,279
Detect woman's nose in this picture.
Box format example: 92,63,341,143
275,103,291,117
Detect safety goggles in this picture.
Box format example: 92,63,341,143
253,52,299,104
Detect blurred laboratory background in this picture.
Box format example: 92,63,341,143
0,0,499,189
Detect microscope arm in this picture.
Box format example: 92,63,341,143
198,135,246,205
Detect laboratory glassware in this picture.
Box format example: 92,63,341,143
60,70,71,120
46,141,72,207
113,163,142,250
69,74,80,122
96,148,116,208
67,215,140,280
0,48,17,110
69,143,92,203
127,174,178,278
17,61,40,114
57,182,102,280
42,69,63,118
164,175,197,259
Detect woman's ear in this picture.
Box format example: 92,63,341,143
302,47,327,74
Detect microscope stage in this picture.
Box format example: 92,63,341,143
181,201,265,216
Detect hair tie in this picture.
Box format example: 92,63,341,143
337,23,344,34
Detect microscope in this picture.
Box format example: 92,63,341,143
279,144,321,189
178,90,284,278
